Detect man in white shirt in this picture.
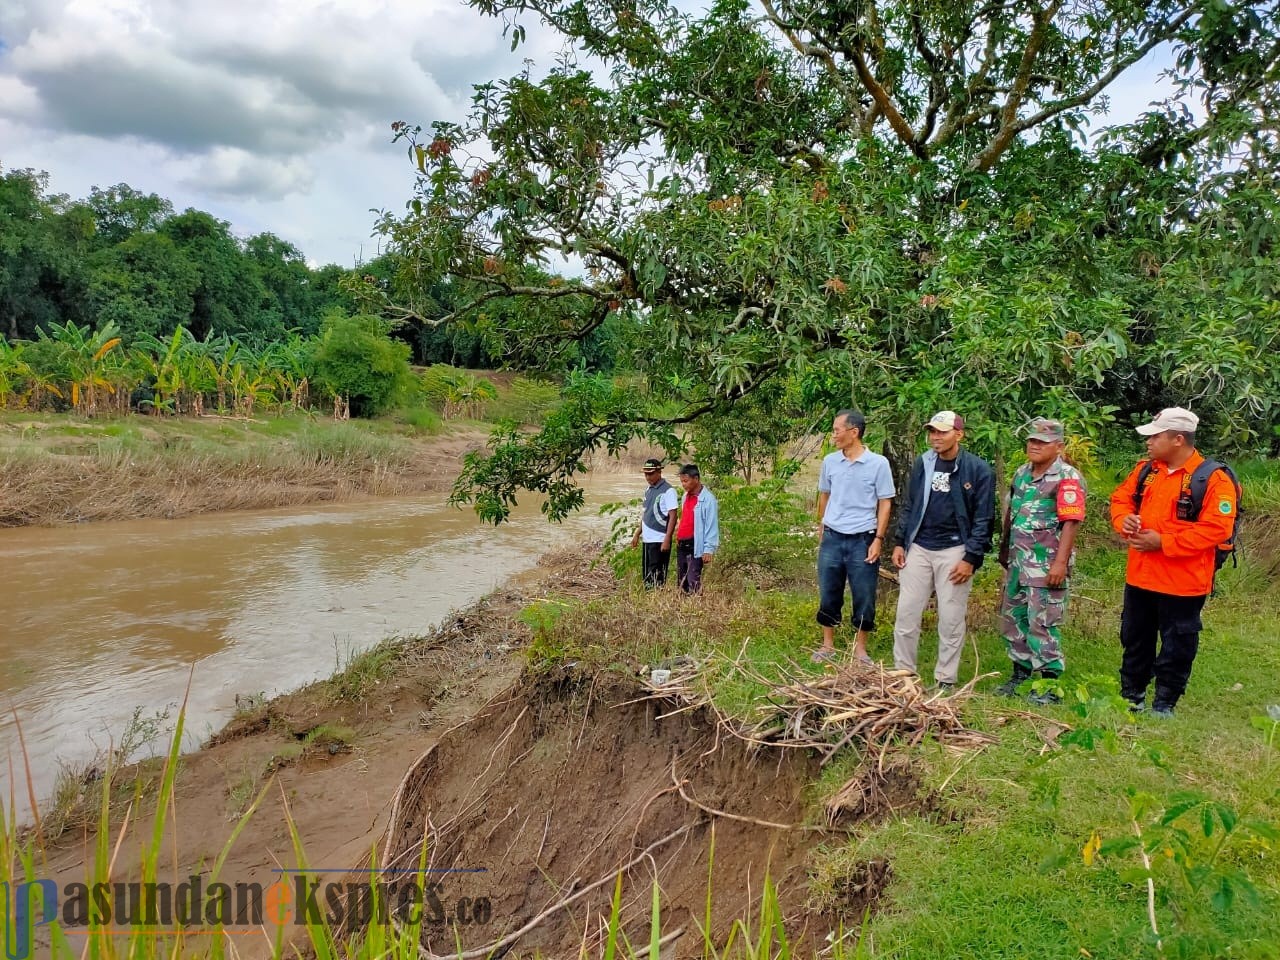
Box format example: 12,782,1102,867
631,457,678,587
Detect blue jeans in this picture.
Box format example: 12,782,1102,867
817,529,880,632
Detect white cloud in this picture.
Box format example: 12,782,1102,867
0,0,1182,269
186,147,314,199
0,0,560,265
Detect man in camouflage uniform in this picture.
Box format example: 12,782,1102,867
996,419,1086,704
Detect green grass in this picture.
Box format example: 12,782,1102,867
518,459,1280,959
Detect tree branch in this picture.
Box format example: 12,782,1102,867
969,4,1197,172
850,43,925,156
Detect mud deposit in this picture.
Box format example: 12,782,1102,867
373,670,880,956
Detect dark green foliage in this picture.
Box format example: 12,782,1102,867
0,167,357,347
385,0,1280,521
87,232,198,340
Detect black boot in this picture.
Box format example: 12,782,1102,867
1120,683,1147,713
1029,669,1063,706
996,661,1034,697
1152,686,1179,718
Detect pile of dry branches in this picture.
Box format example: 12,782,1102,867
643,655,996,770
535,541,618,598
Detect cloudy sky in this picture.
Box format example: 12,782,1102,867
0,0,567,266
0,1,1177,268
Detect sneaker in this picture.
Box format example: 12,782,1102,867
1127,699,1148,714
928,681,956,696
1029,689,1062,706
1151,703,1175,719
995,662,1034,698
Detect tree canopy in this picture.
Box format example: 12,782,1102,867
380,0,1280,520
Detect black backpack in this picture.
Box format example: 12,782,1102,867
1132,458,1244,573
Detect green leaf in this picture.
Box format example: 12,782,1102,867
1160,794,1206,826
1098,836,1141,857
1214,803,1237,834
1242,819,1280,843
1117,866,1153,885
1211,875,1235,912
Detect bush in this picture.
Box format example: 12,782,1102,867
487,376,561,425
311,314,413,417
417,364,497,419
396,406,443,434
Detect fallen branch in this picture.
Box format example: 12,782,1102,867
416,821,700,960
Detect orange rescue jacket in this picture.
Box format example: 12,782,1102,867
1109,451,1238,596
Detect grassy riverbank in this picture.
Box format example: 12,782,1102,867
0,409,490,526
6,462,1279,958
0,367,570,526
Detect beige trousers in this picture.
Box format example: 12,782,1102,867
892,544,972,684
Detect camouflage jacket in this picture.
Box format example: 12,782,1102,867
1007,457,1087,585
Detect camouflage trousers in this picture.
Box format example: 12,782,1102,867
998,570,1067,672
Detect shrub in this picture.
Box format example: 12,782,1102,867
311,314,413,417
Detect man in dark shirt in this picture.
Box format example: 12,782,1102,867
891,411,996,691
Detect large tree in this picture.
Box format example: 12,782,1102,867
0,169,90,341
381,0,1280,520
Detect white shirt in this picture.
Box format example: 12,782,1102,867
640,486,679,543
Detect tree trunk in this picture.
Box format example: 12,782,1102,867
879,412,918,545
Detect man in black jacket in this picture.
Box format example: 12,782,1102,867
890,411,996,691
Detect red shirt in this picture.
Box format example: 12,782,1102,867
677,492,698,540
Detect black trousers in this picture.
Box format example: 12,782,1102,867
1119,584,1207,707
642,541,671,587
676,538,703,594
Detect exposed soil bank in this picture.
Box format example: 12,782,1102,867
374,670,853,956
34,550,896,958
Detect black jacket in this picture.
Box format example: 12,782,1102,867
895,448,996,568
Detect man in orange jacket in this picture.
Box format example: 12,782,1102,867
1109,407,1237,717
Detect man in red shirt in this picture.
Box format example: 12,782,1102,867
1109,407,1237,717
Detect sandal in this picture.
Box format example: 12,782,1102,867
856,653,875,666
809,648,837,664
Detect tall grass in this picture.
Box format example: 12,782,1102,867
0,417,434,526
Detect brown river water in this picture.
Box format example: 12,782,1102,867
0,476,636,819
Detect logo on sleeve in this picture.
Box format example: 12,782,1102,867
1219,500,1232,515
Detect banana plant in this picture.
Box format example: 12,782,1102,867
262,334,312,412
134,326,191,415
36,320,125,416
0,338,31,408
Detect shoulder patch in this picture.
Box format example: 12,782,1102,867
1219,499,1233,515
1056,476,1086,521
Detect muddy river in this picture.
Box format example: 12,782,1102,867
0,476,635,817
